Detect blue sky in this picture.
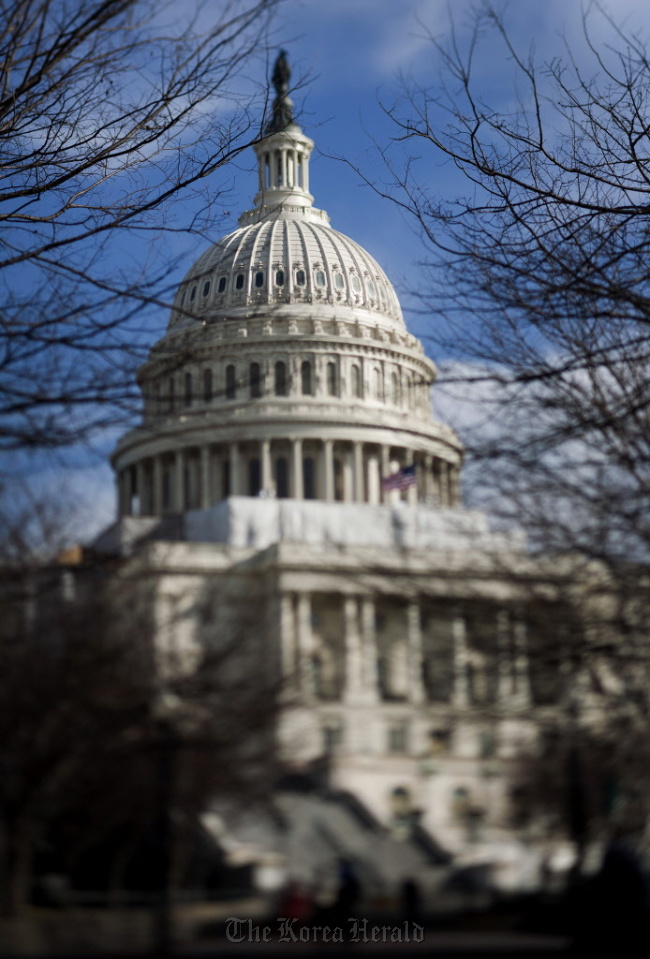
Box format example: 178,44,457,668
14,0,650,544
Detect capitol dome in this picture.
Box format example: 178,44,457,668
112,52,463,516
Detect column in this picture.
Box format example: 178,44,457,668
291,439,303,499
135,461,145,516
343,597,364,702
229,442,240,496
424,454,434,504
200,446,211,509
279,593,297,687
380,445,390,504
323,439,334,502
342,446,354,502
406,450,417,506
353,441,364,502
367,452,380,505
407,601,425,704
174,449,184,511
296,593,314,698
452,611,469,707
360,597,379,701
261,439,272,493
152,455,163,516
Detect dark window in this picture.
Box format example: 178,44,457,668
351,364,362,398
203,281,210,297
254,271,264,288
190,285,197,300
225,364,236,400
235,273,244,290
274,360,287,396
301,361,312,395
334,458,343,501
168,377,175,412
303,457,315,499
162,469,171,511
203,369,213,402
315,270,326,287
218,277,227,293
275,457,289,498
184,372,192,406
326,362,338,397
222,459,231,498
275,270,284,287
248,458,261,496
296,269,306,286
250,362,262,398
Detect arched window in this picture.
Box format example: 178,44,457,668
235,273,245,290
275,457,289,498
274,360,287,396
303,457,315,499
275,270,285,287
326,362,338,397
351,364,362,398
202,280,210,297
254,271,264,288
315,270,326,288
250,362,262,398
184,372,192,407
203,368,213,402
218,277,227,293
225,364,236,400
295,269,306,287
301,360,312,396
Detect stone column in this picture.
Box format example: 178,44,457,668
323,439,334,502
344,597,364,702
261,439,272,493
452,611,469,707
353,441,364,502
229,442,240,496
407,601,425,704
200,446,211,509
424,454,434,503
174,449,184,512
406,451,417,506
152,455,163,516
367,452,380,505
360,597,379,701
280,593,297,684
296,593,313,698
291,439,303,499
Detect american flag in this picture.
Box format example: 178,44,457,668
381,463,417,491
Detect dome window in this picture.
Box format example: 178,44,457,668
275,270,285,287
351,275,361,294
203,281,211,297
326,362,338,397
190,285,197,301
301,361,312,396
334,273,345,290
203,369,213,402
295,269,306,287
235,273,245,290
367,279,376,298
250,362,262,398
218,277,227,293
255,271,265,288
351,364,362,398
184,372,193,407
315,270,326,288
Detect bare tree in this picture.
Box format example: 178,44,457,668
372,2,650,566
0,0,282,453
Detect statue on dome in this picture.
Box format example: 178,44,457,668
267,49,295,133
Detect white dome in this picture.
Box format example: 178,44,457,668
169,215,404,333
